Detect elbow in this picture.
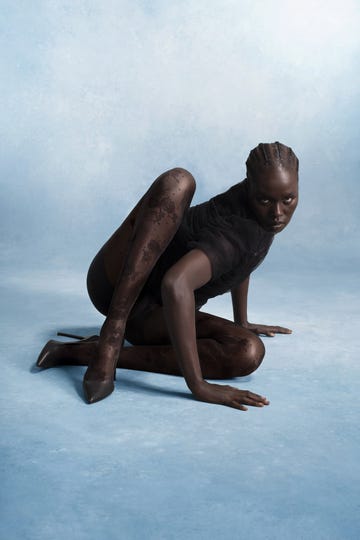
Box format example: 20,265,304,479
161,270,191,306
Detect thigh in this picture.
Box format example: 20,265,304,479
100,195,146,287
95,168,194,288
86,249,115,316
125,304,254,346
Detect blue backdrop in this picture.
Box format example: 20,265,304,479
1,3,359,540
1,0,359,272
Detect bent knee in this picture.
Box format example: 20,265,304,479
243,334,265,374
160,167,196,196
225,333,265,377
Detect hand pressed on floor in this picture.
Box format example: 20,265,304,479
193,380,270,411
242,322,292,338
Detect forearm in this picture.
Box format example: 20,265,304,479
231,275,250,325
161,283,204,393
159,252,270,411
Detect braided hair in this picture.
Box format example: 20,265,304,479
246,142,299,180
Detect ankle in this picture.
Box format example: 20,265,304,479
102,316,126,330
86,359,116,379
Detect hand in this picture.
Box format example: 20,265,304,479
193,381,270,411
241,322,292,337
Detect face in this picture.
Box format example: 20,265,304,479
248,167,298,234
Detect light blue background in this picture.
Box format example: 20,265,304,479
1,0,359,269
1,2,359,539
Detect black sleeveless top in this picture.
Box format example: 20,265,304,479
141,178,275,309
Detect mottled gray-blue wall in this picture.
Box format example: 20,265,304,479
1,0,359,271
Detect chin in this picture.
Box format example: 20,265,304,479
267,223,287,233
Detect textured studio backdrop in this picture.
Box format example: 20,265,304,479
1,3,360,540
1,0,359,275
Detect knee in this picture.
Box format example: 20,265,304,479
242,334,265,375
160,167,196,199
224,333,265,377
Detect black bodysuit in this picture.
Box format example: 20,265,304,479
87,178,275,316
140,178,274,310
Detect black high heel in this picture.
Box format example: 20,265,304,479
83,337,123,404
83,367,117,405
36,334,99,369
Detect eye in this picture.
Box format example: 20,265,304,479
257,198,270,206
283,197,294,205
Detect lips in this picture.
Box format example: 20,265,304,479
269,222,285,230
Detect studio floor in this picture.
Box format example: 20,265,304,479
1,258,359,540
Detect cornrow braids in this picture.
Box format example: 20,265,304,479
246,141,299,180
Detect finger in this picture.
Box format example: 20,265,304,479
238,392,270,406
230,401,248,411
243,390,268,401
243,398,269,407
273,326,292,334
252,327,275,336
245,396,270,406
228,388,270,406
232,399,265,409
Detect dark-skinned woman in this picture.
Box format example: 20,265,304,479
37,141,299,411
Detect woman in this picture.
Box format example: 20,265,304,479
37,141,299,411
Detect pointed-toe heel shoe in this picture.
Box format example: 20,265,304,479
36,335,99,369
83,368,117,404
36,340,61,369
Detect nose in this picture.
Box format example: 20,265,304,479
271,202,283,221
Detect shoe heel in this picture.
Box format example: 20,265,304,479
57,332,85,339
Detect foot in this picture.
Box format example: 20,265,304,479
36,336,99,369
83,358,118,404
83,320,126,404
83,372,116,404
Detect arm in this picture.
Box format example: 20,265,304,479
231,275,292,337
161,249,268,410
231,275,250,326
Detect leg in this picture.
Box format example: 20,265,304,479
84,168,196,402
124,309,266,378
37,310,265,379
86,167,194,313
